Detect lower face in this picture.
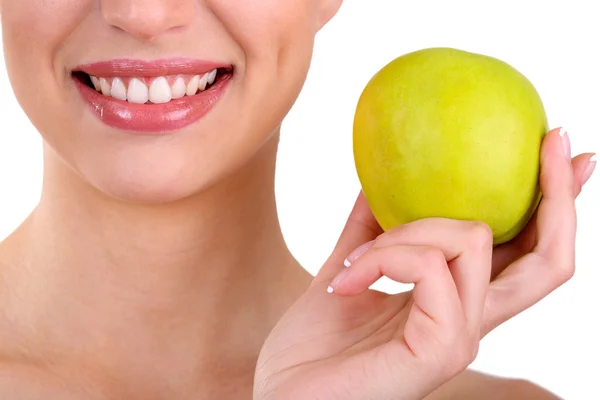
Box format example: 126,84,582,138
1,0,319,202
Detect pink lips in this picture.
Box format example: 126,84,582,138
73,58,233,133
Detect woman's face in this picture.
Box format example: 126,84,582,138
1,0,341,202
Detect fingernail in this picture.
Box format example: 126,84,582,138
559,127,571,160
344,240,375,267
327,268,349,293
582,154,597,186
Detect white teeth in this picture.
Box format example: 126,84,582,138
99,78,111,96
89,70,222,103
127,78,149,104
207,69,217,85
198,73,209,91
91,76,101,91
186,75,200,96
110,78,127,101
149,77,172,104
171,76,186,99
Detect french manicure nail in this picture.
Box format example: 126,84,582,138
559,127,571,160
582,154,597,186
344,240,375,267
327,268,349,293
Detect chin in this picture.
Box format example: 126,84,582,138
103,179,200,205
78,155,212,204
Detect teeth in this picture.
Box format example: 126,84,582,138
88,69,223,103
198,73,209,91
99,78,111,96
149,77,172,104
186,75,200,96
91,76,101,91
207,69,217,85
127,78,149,104
171,76,186,99
110,78,127,101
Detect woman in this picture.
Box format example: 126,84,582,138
0,0,595,398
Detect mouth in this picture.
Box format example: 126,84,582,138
72,59,234,133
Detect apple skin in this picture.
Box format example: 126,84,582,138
353,47,548,245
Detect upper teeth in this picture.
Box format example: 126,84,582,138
89,69,219,104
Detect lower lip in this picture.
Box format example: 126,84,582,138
74,74,231,133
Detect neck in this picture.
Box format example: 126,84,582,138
0,130,311,392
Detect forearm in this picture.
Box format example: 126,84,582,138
502,379,562,400
424,369,562,400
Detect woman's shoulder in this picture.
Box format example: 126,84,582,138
425,369,562,400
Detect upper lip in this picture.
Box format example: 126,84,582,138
72,58,233,77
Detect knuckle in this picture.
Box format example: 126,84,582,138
372,234,388,248
379,223,409,244
419,247,447,271
553,261,575,286
466,221,494,249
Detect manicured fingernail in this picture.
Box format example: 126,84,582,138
582,154,597,186
344,240,375,267
559,127,571,160
327,268,349,293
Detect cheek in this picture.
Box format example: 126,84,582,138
2,0,90,106
2,0,91,75
207,0,316,135
209,0,316,68
2,0,92,156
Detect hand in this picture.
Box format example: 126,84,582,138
484,127,594,336
254,128,595,400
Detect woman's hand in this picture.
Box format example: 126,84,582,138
254,128,595,400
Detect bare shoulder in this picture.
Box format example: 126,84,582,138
425,369,562,400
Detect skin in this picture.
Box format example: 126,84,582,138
254,130,590,399
0,0,594,398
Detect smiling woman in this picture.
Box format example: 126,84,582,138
0,1,597,399
1,0,324,204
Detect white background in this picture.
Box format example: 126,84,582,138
1,1,598,398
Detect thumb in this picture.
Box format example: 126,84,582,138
313,191,383,285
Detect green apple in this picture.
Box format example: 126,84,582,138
353,47,548,245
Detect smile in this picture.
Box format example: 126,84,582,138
72,59,234,133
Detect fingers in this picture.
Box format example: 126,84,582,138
313,191,383,285
482,128,582,336
329,244,463,328
534,127,577,260
571,153,596,196
490,150,594,278
329,218,493,330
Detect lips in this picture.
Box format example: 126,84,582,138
72,58,234,133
